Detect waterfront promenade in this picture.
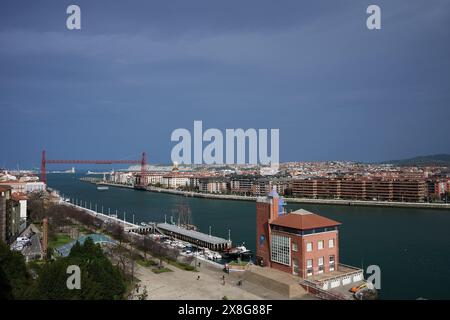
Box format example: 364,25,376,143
93,181,450,211
55,194,295,299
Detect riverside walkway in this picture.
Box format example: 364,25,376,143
92,181,450,211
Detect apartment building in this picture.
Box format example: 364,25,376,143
292,178,428,202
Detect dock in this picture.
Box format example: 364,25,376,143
156,222,232,251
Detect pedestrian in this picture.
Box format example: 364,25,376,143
197,275,200,280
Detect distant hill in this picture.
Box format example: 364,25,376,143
382,154,450,167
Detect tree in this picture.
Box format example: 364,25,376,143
114,225,125,244
138,286,148,300
0,262,13,300
34,238,126,300
28,192,46,222
0,241,33,299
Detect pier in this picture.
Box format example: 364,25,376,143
156,222,232,251
58,195,232,250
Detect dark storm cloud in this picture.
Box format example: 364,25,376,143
0,0,449,167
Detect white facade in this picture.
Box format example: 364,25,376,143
18,199,27,219
147,173,164,185
162,176,190,189
25,182,46,192
111,172,134,185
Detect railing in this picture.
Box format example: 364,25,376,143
301,280,351,300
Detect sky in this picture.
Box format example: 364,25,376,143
1,0,449,169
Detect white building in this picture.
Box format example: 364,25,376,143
162,174,191,189
25,182,46,193
12,193,27,219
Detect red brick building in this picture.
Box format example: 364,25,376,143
256,188,341,278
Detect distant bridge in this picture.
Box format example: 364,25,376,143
40,150,148,187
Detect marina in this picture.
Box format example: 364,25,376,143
59,196,251,265
155,222,231,251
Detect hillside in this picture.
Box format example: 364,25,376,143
383,154,450,167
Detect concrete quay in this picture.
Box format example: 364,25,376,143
93,181,450,211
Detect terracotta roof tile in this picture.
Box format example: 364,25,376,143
271,209,341,230
12,192,28,201
0,186,12,192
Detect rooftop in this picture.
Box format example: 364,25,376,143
271,209,341,230
0,186,12,192
11,192,27,201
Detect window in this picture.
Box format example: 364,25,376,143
306,259,313,276
292,258,299,275
318,257,324,274
328,239,335,248
329,255,335,272
318,240,324,250
292,242,298,252
306,242,313,252
271,234,291,266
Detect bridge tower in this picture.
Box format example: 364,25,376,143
140,152,148,188
41,150,46,184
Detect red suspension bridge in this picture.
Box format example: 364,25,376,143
40,150,148,188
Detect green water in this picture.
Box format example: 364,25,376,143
48,173,450,299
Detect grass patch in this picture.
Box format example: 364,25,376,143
48,233,73,249
136,258,159,268
151,267,172,274
229,260,249,266
166,259,197,271
77,225,90,234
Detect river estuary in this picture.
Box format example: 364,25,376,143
47,173,450,299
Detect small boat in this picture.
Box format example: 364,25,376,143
236,245,251,256
176,242,186,249
97,186,109,191
205,252,214,260
223,243,252,258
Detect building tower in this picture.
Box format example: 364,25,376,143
255,187,285,267
256,187,342,278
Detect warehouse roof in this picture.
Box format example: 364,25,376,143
157,222,231,245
